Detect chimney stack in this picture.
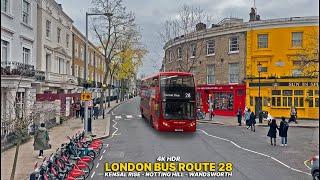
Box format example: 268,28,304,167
195,22,206,31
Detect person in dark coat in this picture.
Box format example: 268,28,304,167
250,111,256,132
75,102,81,118
80,103,85,122
236,108,242,126
267,119,278,146
279,117,289,146
93,104,99,120
33,123,50,158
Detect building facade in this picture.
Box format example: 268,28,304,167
1,0,40,127
163,19,247,116
163,16,319,119
36,0,76,94
246,16,319,119
72,26,117,101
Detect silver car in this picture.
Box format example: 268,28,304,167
311,155,319,180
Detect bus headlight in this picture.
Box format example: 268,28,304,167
189,122,196,127
163,122,169,127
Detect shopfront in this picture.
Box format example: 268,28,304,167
246,79,319,119
197,84,246,116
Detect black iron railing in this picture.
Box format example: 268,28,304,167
35,70,45,81
1,61,35,77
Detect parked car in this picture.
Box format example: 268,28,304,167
311,155,319,180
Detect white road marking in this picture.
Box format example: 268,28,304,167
115,116,121,119
304,160,312,170
103,149,106,154
198,129,311,176
126,115,133,118
100,155,104,161
138,115,142,117
111,119,119,138
106,144,109,147
90,171,96,178
96,163,100,168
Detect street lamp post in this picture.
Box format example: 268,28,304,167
257,62,262,123
84,12,113,134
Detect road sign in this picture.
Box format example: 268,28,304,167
88,100,93,107
80,92,92,101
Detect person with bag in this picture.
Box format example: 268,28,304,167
250,111,256,132
33,123,50,158
279,117,289,146
267,119,278,146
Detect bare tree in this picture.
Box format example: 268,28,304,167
0,68,59,180
294,30,319,78
159,4,212,73
91,0,136,108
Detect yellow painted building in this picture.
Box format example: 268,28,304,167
246,17,319,119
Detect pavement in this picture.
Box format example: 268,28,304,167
197,115,319,128
90,97,319,180
0,99,126,180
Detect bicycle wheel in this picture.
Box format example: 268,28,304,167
87,150,96,159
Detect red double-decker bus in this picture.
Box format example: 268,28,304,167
140,72,196,132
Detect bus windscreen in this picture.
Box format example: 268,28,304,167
160,75,195,120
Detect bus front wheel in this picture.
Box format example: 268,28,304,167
140,108,145,118
150,116,154,128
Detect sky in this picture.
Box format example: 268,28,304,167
56,0,319,77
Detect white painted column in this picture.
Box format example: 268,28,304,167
24,88,36,117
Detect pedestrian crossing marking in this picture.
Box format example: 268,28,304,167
113,114,143,119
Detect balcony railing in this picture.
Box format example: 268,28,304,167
1,61,35,78
35,70,45,81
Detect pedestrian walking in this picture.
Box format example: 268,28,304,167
279,117,289,146
236,108,242,126
75,101,81,118
250,111,256,132
288,107,298,124
245,108,251,129
93,104,99,120
267,119,278,146
208,95,214,120
80,103,84,123
33,123,51,158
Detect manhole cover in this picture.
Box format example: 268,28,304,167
106,151,125,159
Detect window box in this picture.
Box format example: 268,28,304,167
228,50,239,54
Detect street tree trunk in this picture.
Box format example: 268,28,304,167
10,136,21,180
107,73,113,108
